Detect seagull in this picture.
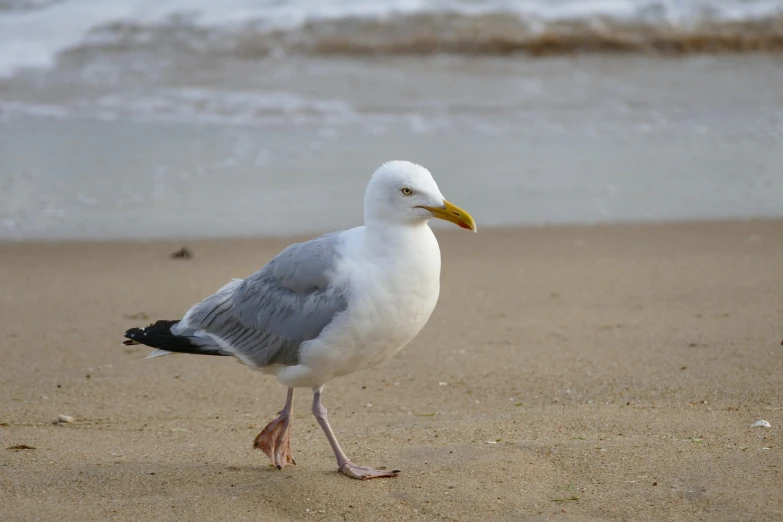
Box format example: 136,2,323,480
123,160,476,480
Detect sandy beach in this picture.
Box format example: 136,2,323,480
1,220,781,521
2,1,782,520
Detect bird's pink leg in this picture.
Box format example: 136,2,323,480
311,389,399,480
253,387,295,469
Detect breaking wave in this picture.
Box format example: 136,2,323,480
2,0,783,78
76,8,783,59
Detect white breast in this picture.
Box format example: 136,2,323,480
296,224,441,383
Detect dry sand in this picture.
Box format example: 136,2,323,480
1,221,781,521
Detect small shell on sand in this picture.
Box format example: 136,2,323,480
57,414,75,424
750,420,771,428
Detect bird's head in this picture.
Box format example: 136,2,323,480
364,161,476,232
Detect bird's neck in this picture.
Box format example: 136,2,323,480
363,220,436,258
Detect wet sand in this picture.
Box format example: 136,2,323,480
1,221,781,521
4,55,783,241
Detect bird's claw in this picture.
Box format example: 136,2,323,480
339,462,400,480
253,413,295,469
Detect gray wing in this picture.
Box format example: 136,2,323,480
175,231,349,367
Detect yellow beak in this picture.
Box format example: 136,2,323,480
419,200,477,232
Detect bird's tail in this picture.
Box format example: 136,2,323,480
123,319,231,359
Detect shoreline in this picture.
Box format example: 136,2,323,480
4,55,783,243
1,217,782,247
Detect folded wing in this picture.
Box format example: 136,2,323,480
174,232,350,367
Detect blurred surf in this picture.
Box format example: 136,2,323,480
2,0,783,78
1,1,782,240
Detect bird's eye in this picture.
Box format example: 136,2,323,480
401,187,413,196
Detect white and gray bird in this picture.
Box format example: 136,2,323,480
123,160,476,480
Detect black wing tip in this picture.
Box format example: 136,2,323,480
121,318,231,357
123,319,180,344
142,319,180,331
123,327,143,342
124,319,179,334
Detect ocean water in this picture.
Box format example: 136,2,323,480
1,0,782,240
